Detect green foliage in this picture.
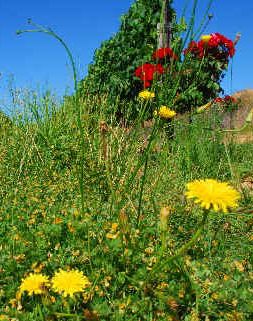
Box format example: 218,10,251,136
1,89,253,320
141,39,233,115
79,1,234,120
1,3,252,320
80,1,175,112
170,55,227,113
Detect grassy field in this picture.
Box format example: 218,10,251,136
0,90,253,321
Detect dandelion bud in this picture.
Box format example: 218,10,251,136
159,206,171,231
234,32,241,45
99,120,108,134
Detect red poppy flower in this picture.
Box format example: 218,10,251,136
184,33,235,59
214,96,236,104
209,33,235,58
214,97,223,103
134,63,164,88
184,41,204,58
143,80,151,88
153,47,178,61
224,95,236,103
135,63,154,81
155,63,165,74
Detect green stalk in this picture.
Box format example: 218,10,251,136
36,303,45,321
117,115,158,214
193,0,214,39
136,120,159,227
17,20,86,214
181,0,198,50
147,210,208,281
168,50,206,106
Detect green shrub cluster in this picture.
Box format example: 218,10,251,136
79,0,175,114
79,0,236,121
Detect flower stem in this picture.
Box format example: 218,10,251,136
147,210,208,281
136,120,159,227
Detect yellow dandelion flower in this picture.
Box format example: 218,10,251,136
19,273,50,296
185,179,240,213
138,90,155,100
201,34,211,43
154,106,176,119
51,269,90,298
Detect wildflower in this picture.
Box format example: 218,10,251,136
138,90,155,100
67,222,75,233
152,47,178,61
213,97,223,103
106,222,120,239
209,33,235,57
201,34,212,43
224,95,236,103
184,41,204,58
51,269,90,298
234,260,245,272
213,96,236,106
9,298,18,308
111,223,118,231
135,63,164,88
185,33,235,59
53,217,63,224
106,232,119,239
185,179,240,213
154,106,176,119
19,273,50,296
31,262,45,273
13,254,26,263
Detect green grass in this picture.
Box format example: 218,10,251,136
0,91,253,321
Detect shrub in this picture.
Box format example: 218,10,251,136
79,1,236,122
79,0,175,118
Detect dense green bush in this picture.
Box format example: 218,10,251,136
79,0,175,113
154,32,236,113
79,0,236,121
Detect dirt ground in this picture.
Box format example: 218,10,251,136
223,89,253,143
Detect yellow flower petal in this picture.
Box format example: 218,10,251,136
19,273,50,296
201,34,212,43
185,179,240,213
138,90,155,100
51,269,90,298
154,106,176,119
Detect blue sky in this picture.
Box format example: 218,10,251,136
0,0,252,111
